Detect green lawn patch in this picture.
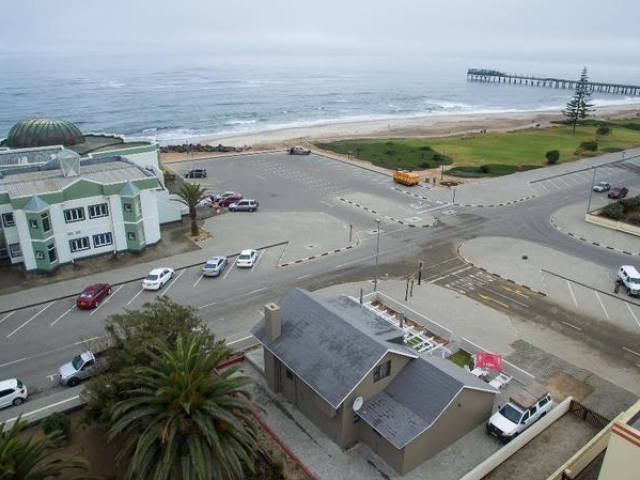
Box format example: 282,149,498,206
448,349,474,369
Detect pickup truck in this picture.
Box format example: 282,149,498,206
288,146,311,155
58,350,109,387
486,384,553,443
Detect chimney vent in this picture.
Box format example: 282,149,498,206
264,303,281,341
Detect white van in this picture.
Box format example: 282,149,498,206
618,265,640,296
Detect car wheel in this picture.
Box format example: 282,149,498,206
230,207,235,212
13,397,25,406
107,288,112,295
68,378,80,387
94,301,100,308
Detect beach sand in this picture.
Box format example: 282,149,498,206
161,104,640,164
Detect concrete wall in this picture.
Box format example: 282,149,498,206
586,210,640,237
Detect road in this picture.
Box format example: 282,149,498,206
1,149,639,411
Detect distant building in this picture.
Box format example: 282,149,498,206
251,288,497,475
0,119,185,271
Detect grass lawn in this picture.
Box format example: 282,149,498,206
314,120,640,176
448,350,474,369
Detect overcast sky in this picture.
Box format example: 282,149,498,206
2,0,639,65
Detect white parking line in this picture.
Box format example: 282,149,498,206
127,289,144,306
193,275,204,288
198,302,216,310
297,274,312,280
562,321,582,331
51,307,74,326
595,292,610,320
566,280,578,307
90,285,122,316
7,302,53,338
626,303,640,330
0,311,15,325
3,395,80,426
430,265,472,283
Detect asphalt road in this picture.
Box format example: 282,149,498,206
1,150,639,412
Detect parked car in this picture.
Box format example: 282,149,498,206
592,181,611,192
608,185,629,199
618,265,640,296
236,249,258,268
202,256,228,277
288,146,311,155
196,197,214,208
0,378,28,408
58,350,109,387
76,283,111,309
142,267,174,290
217,193,243,207
185,168,207,178
228,199,259,212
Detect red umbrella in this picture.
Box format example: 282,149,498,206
475,352,503,371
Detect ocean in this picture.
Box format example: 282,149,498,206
2,54,640,146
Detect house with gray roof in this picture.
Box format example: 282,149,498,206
252,288,497,475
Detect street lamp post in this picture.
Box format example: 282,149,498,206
587,168,597,214
374,218,381,292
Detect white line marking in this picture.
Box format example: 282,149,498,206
198,302,217,310
336,259,362,268
297,274,312,280
163,270,184,295
0,336,100,370
0,311,15,325
193,275,203,288
228,335,255,347
595,292,610,320
623,347,640,357
127,289,144,306
625,303,640,329
484,287,530,308
3,395,80,425
7,302,53,338
51,307,74,326
90,286,120,316
0,357,27,368
566,280,578,307
430,265,473,283
562,321,582,331
320,200,333,207
248,287,267,295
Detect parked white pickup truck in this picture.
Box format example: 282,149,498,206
288,146,311,155
58,350,109,387
486,384,553,443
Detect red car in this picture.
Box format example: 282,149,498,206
608,185,629,199
76,283,111,309
217,193,243,207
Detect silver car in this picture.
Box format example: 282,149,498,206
202,256,228,277
228,199,259,212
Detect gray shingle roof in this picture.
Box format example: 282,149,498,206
252,289,417,408
356,355,494,448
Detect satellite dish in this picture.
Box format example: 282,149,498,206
353,396,364,412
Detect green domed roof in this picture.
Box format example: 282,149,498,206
6,119,85,148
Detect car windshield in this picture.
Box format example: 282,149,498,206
629,277,640,284
499,404,523,423
145,274,159,281
16,379,23,388
71,355,84,370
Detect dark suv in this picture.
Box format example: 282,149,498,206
608,185,628,199
185,168,207,178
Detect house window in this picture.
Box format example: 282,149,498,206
127,232,136,241
373,360,391,382
123,203,132,212
41,212,51,232
64,207,85,223
285,369,293,380
29,219,38,229
35,251,45,260
47,243,57,263
9,243,22,258
2,213,15,227
69,237,90,252
88,203,109,219
93,232,113,248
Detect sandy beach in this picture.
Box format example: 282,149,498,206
161,103,640,164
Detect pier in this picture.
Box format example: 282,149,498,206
467,68,640,96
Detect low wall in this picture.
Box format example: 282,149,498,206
586,210,640,237
460,338,535,386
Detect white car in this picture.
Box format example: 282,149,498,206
236,249,258,268
288,146,311,155
142,267,174,290
0,378,28,409
592,181,611,192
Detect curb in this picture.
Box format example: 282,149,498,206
550,214,640,256
392,187,536,208
279,244,358,267
338,197,436,228
456,244,547,297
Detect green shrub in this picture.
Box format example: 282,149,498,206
578,140,598,152
42,412,70,438
621,196,640,211
602,202,625,220
596,125,611,136
479,165,490,174
629,215,640,226
545,150,560,164
420,162,430,169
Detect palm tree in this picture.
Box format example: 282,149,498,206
108,334,259,480
175,182,206,236
0,417,90,480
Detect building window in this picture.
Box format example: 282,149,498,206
127,232,136,241
373,360,391,382
47,243,57,263
29,219,38,229
64,207,85,223
88,203,109,219
285,369,293,380
2,213,15,227
123,203,132,212
9,243,22,258
93,232,113,248
35,251,45,260
69,237,90,252
41,212,51,232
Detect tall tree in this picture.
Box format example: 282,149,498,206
563,67,594,133
107,334,259,480
0,417,90,480
175,182,206,236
